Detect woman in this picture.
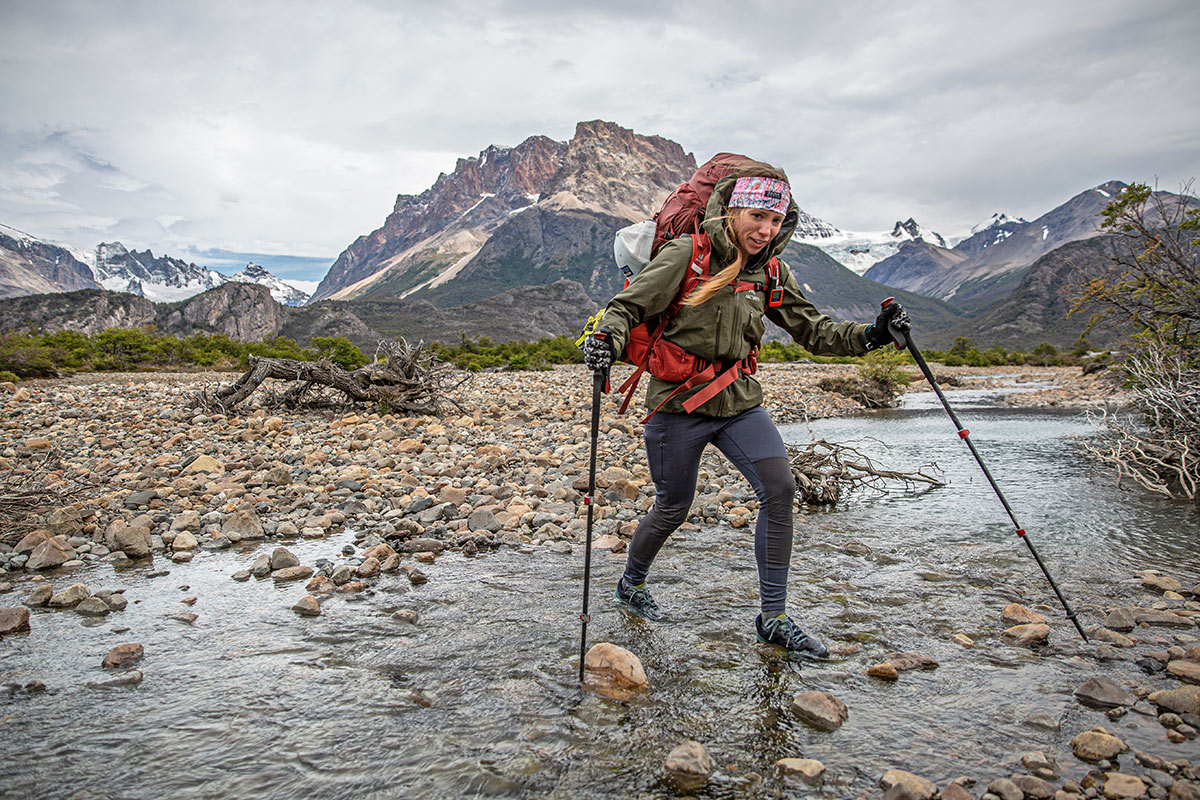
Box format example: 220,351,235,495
582,162,909,658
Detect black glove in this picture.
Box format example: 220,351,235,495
866,301,910,350
583,330,614,372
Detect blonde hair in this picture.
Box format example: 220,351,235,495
684,161,790,307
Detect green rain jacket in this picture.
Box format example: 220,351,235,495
601,176,872,418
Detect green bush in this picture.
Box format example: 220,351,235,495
0,370,21,383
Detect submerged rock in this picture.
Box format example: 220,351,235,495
0,606,31,634
1002,603,1048,625
664,740,714,791
775,757,825,785
790,691,849,731
1076,678,1137,709
102,643,144,669
292,596,321,616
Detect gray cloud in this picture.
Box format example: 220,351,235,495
1,0,1197,278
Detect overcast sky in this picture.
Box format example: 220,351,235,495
2,0,1198,282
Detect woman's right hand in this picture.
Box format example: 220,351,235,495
583,330,614,371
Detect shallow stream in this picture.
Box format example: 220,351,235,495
2,378,1198,799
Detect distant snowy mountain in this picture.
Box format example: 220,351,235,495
92,242,227,303
0,223,100,299
229,262,311,306
796,216,951,275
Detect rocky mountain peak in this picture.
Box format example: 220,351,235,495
890,218,947,247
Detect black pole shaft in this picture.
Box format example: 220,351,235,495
578,369,605,685
901,334,1089,642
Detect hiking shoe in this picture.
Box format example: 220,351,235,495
613,578,662,621
755,614,829,659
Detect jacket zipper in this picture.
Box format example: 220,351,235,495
713,305,724,415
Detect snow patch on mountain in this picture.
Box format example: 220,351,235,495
796,216,952,275
228,263,311,306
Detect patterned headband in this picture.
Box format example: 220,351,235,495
728,176,791,214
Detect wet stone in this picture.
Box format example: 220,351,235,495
0,606,31,634
789,691,849,731
1011,774,1058,798
102,643,144,668
23,583,52,607
74,597,110,617
988,777,1024,800
1070,729,1129,761
1077,678,1138,709
292,596,321,617
879,769,937,800
664,740,714,792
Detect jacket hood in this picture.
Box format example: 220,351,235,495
701,175,799,270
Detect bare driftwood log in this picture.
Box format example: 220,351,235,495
788,437,945,505
196,338,468,415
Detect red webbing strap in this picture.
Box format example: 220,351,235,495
617,317,668,414
680,359,748,414
640,362,720,424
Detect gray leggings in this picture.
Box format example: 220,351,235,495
621,405,795,616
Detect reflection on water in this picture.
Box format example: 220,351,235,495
1,386,1198,799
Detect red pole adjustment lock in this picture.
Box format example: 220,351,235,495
1016,528,1027,538
958,429,970,439
583,496,592,505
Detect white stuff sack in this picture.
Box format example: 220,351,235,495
613,220,656,281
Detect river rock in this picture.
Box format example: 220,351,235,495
356,557,380,578
1167,660,1200,684
403,538,445,554
392,609,419,624
1104,772,1147,798
46,507,83,536
885,652,939,671
87,670,143,689
1148,685,1200,716
108,523,151,559
1104,607,1137,631
1069,728,1128,761
363,543,396,562
940,783,976,800
1170,781,1200,800
48,583,90,608
103,593,128,611
171,531,198,552
27,536,76,569
292,595,321,616
23,583,52,607
1143,573,1184,595
14,529,50,555
664,740,714,791
1076,678,1137,709
102,643,144,668
223,508,264,540
988,777,1024,800
1133,608,1194,628
306,576,335,593
952,634,975,648
0,606,31,634
879,769,937,800
1003,623,1050,646
123,489,158,508
583,642,647,699
790,691,849,731
75,597,111,617
269,547,299,571
867,663,900,680
467,509,500,532
1003,603,1049,625
272,566,314,583
1091,627,1137,647
1011,773,1058,798
181,454,224,475
170,511,202,532
775,758,825,784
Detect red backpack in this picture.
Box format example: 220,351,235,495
615,154,783,421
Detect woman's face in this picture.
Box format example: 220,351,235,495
730,207,785,255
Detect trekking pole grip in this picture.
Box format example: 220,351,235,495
880,297,909,350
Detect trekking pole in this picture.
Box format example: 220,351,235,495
578,367,606,685
881,298,1089,643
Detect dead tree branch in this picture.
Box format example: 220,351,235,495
0,449,95,544
788,437,945,506
194,338,470,416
